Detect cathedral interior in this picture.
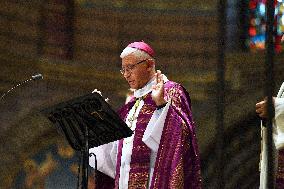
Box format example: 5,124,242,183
0,0,283,188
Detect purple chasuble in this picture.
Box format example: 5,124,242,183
115,81,202,189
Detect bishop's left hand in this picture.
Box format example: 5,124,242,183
151,70,167,106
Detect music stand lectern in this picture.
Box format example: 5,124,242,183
41,92,132,189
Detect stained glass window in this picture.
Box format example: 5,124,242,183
248,0,284,53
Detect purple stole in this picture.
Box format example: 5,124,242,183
115,94,156,189
276,149,284,188
114,100,134,189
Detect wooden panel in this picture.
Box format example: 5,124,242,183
0,1,39,22
0,34,10,49
76,7,217,25
74,34,119,51
73,49,119,67
75,11,217,37
9,20,38,38
42,45,69,60
0,37,36,57
157,55,217,71
0,17,10,32
74,17,119,35
74,7,218,63
153,40,217,54
45,1,67,12
9,41,37,57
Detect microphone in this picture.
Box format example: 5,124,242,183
32,74,43,80
0,73,44,100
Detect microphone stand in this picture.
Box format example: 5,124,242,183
81,122,89,189
0,74,43,100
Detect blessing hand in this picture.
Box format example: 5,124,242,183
151,70,167,106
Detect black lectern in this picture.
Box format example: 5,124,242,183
41,92,132,189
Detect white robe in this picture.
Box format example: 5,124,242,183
89,76,170,189
260,82,284,189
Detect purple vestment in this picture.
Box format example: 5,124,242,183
114,81,202,189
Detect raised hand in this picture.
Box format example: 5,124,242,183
151,70,167,106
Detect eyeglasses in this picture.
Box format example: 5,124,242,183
120,59,148,75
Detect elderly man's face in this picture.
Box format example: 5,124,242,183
121,54,152,89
